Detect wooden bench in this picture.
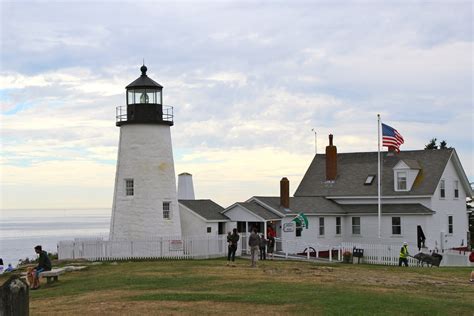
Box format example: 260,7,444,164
40,268,66,284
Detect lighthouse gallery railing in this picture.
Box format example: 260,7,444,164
116,105,173,124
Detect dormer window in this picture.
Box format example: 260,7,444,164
392,159,421,192
364,175,375,185
396,171,407,191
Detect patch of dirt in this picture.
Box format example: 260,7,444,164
32,292,299,315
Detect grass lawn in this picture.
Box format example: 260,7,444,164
3,258,473,315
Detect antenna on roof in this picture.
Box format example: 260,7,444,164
311,128,317,154
143,58,145,66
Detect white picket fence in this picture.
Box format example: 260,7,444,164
58,236,472,266
341,242,474,267
58,235,233,261
341,242,418,266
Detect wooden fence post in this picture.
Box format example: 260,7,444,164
0,276,29,316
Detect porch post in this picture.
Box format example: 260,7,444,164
245,221,248,255
264,221,267,239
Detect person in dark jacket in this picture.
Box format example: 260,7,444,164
267,235,275,260
248,228,260,267
259,234,267,260
32,245,52,290
227,229,240,266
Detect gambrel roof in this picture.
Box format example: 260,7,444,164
295,149,472,197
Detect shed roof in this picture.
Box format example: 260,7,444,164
179,199,229,221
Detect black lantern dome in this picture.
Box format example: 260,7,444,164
116,65,173,126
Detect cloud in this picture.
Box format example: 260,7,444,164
0,1,472,208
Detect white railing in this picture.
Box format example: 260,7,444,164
276,238,342,262
239,234,342,262
58,235,234,261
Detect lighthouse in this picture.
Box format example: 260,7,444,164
109,65,182,240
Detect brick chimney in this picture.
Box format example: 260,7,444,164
326,134,337,181
280,177,289,208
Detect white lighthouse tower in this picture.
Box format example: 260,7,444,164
109,65,182,240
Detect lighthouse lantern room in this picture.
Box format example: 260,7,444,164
110,65,182,241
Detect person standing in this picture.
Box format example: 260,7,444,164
399,242,409,267
31,245,52,290
267,235,275,260
227,229,239,266
248,228,260,268
259,234,267,260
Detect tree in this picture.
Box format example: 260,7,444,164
424,138,450,150
425,138,438,150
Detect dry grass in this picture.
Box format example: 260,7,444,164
4,258,472,315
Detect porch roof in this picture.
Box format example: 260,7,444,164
253,196,345,215
252,196,435,216
340,203,435,214
236,202,283,220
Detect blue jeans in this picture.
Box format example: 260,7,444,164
35,267,45,278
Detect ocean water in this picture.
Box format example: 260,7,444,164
0,209,111,267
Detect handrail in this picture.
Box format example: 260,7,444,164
115,105,174,123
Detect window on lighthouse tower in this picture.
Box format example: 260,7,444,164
163,202,171,219
125,179,134,196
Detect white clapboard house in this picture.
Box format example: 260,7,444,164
222,135,472,252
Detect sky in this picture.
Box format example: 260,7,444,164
0,0,472,209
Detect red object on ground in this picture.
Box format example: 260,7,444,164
469,252,474,263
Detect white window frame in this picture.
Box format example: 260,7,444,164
295,222,302,237
396,171,407,191
440,179,446,199
391,217,401,235
336,217,341,235
448,215,453,234
125,179,134,196
453,180,459,199
163,201,171,220
319,217,325,236
207,226,212,233
352,217,361,235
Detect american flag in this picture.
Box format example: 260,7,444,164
382,123,404,152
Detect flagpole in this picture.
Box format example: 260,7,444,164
377,114,381,239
